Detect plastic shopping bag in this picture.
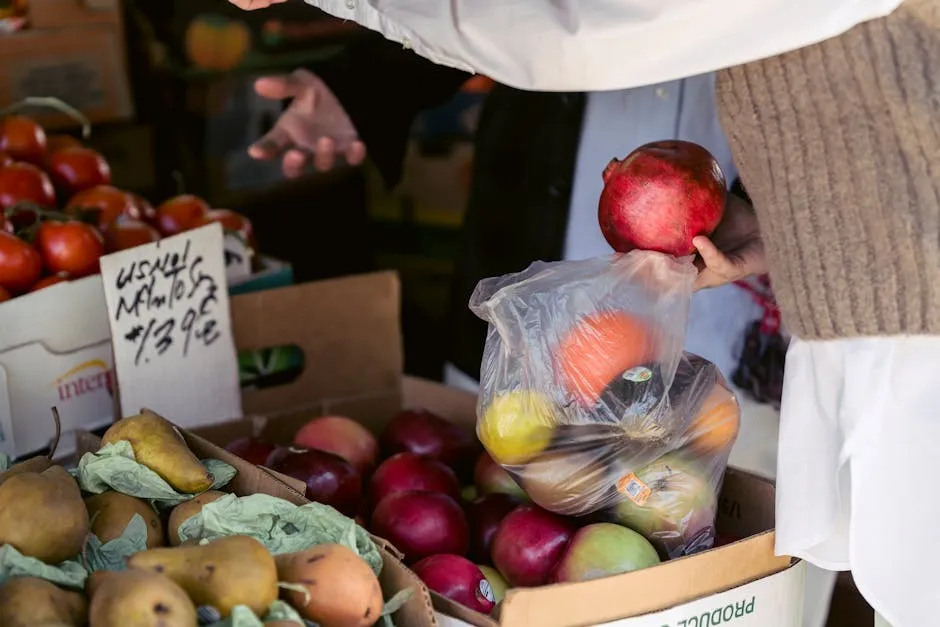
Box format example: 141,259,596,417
470,251,741,558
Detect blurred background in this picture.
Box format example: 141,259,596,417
0,0,484,380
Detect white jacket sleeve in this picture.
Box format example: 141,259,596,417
303,0,903,91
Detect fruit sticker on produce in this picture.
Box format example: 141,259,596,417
617,472,652,506
98,223,243,427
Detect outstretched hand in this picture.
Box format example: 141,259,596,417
693,194,766,291
248,68,367,178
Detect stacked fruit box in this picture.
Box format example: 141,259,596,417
0,410,435,626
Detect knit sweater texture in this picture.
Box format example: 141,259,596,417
716,0,939,340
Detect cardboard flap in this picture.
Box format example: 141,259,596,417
231,272,404,416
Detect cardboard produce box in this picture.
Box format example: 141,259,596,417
0,7,133,129
70,425,437,627
162,271,803,627
0,257,293,460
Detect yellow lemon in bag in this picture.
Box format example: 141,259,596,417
478,390,557,465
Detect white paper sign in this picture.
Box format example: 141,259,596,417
223,232,252,284
99,223,243,426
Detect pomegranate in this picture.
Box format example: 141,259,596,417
598,140,726,257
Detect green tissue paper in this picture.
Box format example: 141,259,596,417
83,513,150,573
176,493,382,574
0,545,86,589
74,441,236,508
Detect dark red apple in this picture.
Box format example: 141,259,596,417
370,490,469,562
490,504,575,587
292,415,379,474
381,409,480,479
265,445,362,517
412,554,497,614
474,451,527,500
224,437,276,467
369,452,461,507
466,493,521,564
598,140,726,257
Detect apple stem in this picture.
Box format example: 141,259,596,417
602,158,622,184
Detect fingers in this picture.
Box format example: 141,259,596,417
248,126,292,160
229,0,286,10
345,140,367,167
254,73,316,102
282,149,311,179
692,236,738,291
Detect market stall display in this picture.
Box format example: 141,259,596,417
0,103,262,300
0,410,413,627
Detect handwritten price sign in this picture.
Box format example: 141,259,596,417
99,223,243,426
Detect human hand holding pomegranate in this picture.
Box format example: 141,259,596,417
692,194,766,290
248,68,367,178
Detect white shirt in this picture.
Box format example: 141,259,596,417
303,0,902,91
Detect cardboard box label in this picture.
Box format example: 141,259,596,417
435,562,804,627
99,223,242,426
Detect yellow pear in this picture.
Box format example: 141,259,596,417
127,535,277,617
0,576,88,627
166,490,226,546
88,569,196,627
276,543,383,627
86,492,165,548
0,466,89,563
102,411,212,494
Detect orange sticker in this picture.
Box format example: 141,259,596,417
617,472,652,506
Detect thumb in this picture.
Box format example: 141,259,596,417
254,74,312,101
693,236,733,275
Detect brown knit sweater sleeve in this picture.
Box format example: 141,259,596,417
715,0,940,341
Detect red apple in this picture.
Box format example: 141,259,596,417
490,504,575,587
369,452,461,508
466,493,521,564
552,523,660,583
412,554,497,614
474,451,528,501
371,490,469,563
265,445,363,517
611,453,718,558
292,415,379,474
598,140,726,257
224,437,276,467
381,408,480,479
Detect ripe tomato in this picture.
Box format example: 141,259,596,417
66,184,140,231
36,220,104,278
2,218,11,234
0,115,47,165
129,192,157,223
0,152,12,168
155,194,210,236
0,230,42,292
104,215,161,253
45,134,83,156
0,162,56,210
47,147,112,197
195,208,256,249
29,273,69,292
0,285,9,303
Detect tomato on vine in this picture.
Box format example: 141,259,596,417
35,220,104,278
0,162,56,211
0,230,42,292
44,134,83,156
0,115,47,165
47,147,112,198
30,274,69,292
155,194,210,236
195,208,256,249
104,215,161,253
66,184,140,231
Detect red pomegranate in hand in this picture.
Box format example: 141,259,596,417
598,140,726,257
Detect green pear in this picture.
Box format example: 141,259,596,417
166,490,226,546
127,535,277,617
0,466,89,563
86,492,165,548
102,411,212,494
0,576,88,627
88,569,196,627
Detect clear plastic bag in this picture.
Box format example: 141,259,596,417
470,251,741,558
